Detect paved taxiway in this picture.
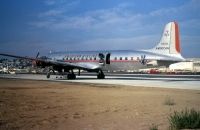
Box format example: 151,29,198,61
0,73,200,90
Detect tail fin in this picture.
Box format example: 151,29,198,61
149,22,181,55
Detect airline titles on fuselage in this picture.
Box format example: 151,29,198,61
60,54,141,63
63,54,98,62
155,47,170,50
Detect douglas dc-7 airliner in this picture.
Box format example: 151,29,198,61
0,22,185,79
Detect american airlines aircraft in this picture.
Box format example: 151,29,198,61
0,22,185,79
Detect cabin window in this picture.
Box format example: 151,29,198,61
115,57,117,60
70,58,72,60
125,57,128,60
90,57,92,60
86,58,88,60
74,58,76,60
94,57,96,60
120,57,122,60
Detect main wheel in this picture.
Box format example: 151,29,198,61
67,73,76,79
97,71,105,79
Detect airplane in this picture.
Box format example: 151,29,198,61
0,21,185,79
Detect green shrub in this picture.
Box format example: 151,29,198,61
169,108,200,129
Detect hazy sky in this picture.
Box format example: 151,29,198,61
0,0,200,57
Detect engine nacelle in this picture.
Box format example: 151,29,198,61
35,61,48,68
147,61,158,67
52,66,63,73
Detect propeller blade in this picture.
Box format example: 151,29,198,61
140,55,146,65
36,52,40,58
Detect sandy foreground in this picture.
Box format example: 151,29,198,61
0,78,200,130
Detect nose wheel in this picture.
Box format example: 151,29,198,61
47,72,50,78
46,67,55,79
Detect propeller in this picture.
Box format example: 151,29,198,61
140,55,147,65
36,52,40,58
32,52,40,67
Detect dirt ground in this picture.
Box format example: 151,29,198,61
0,78,200,130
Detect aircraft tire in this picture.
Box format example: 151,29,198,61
97,71,105,79
47,72,50,79
67,73,76,80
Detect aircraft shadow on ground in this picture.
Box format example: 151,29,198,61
54,77,199,82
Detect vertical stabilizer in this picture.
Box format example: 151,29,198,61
149,22,181,56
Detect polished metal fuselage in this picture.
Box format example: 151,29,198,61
48,50,183,71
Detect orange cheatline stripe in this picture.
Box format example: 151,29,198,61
174,22,181,53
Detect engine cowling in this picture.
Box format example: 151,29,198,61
35,61,47,68
147,61,158,67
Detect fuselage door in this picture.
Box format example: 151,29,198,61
98,53,105,65
106,53,111,64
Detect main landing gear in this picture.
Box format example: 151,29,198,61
46,69,76,80
97,70,105,79
67,72,76,79
46,68,105,80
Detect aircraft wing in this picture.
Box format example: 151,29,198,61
50,60,100,71
0,53,100,71
0,53,37,60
